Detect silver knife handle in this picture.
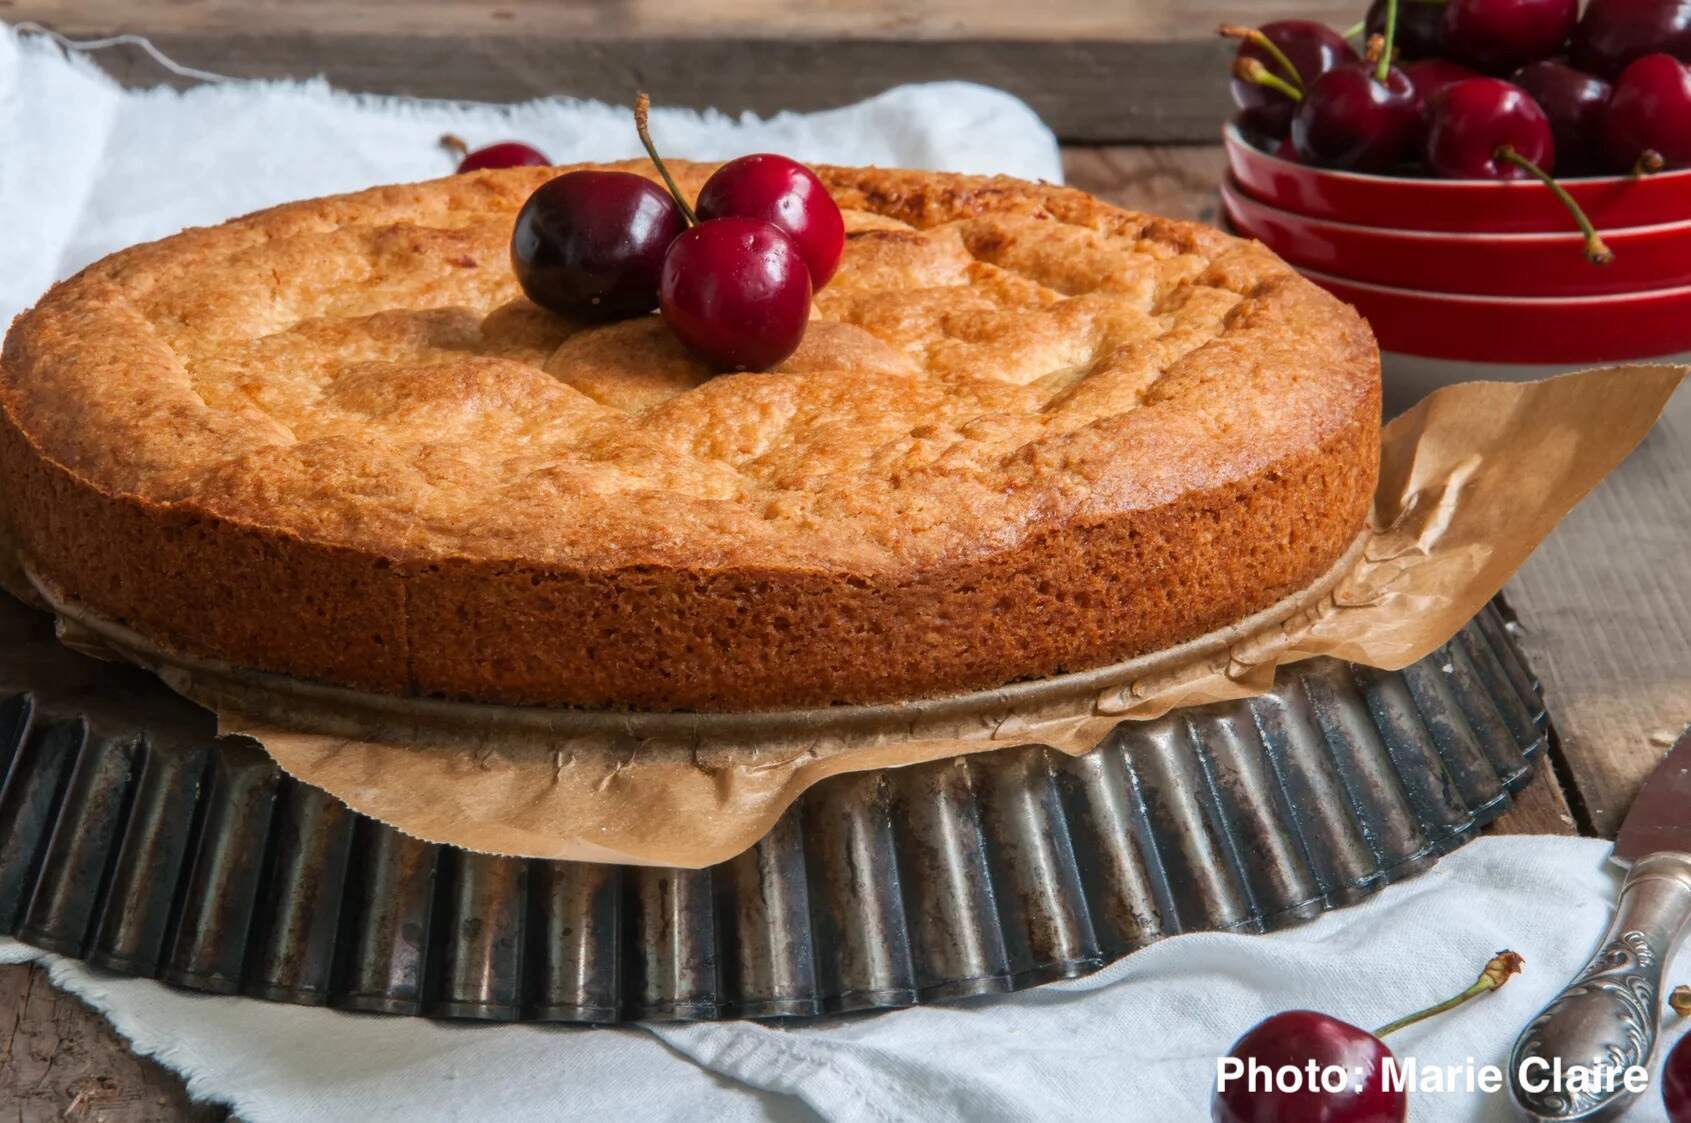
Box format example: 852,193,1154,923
1509,851,1691,1121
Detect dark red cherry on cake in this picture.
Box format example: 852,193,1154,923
1291,63,1421,171
511,170,687,320
1214,1011,1403,1123
1425,77,1556,178
1604,52,1691,170
1226,20,1359,138
456,141,550,172
696,154,846,290
660,218,812,371
1571,0,1691,79
1442,0,1578,74
1512,61,1613,171
629,93,818,370
1367,0,1447,59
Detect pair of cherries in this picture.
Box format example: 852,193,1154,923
452,99,844,371
1484,53,1691,176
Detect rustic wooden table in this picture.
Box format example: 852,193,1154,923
0,5,1686,1118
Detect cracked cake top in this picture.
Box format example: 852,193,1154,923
4,162,1373,573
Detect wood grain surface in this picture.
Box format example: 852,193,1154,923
1504,387,1691,838
0,963,225,1121
5,1,1356,142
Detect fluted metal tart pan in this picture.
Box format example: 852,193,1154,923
0,591,1547,1022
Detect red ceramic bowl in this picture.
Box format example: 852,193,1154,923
1298,267,1691,364
1225,122,1691,233
1222,179,1691,297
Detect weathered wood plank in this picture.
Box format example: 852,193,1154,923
2,1,1356,142
1485,755,1579,836
3,1,1363,40
1061,145,1229,222
1504,385,1691,838
0,961,225,1120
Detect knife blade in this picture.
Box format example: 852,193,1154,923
1615,726,1691,864
1510,724,1691,1121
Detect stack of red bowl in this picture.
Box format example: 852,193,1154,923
1222,122,1691,410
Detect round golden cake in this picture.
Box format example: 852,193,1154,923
0,162,1380,712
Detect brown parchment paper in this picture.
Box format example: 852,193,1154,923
27,364,1687,867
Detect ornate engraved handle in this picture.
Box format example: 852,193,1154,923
1509,852,1691,1121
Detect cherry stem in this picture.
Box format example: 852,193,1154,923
633,92,698,226
1672,985,1691,1017
1218,25,1304,89
1233,57,1303,102
1495,145,1614,265
439,134,469,161
1373,951,1525,1038
1374,0,1398,82
1634,149,1666,177
1340,19,1367,39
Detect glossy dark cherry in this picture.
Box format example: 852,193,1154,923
1512,60,1614,172
659,218,813,371
1291,63,1421,171
511,170,687,321
1231,20,1360,138
1425,77,1556,177
696,154,847,289
456,141,550,172
1367,0,1448,59
1443,0,1579,73
1571,0,1691,79
1405,58,1482,115
1667,1030,1691,1123
1213,1011,1404,1123
1604,52,1691,169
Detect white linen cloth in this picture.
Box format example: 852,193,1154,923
0,837,1673,1122
0,23,1062,330
0,24,1669,1123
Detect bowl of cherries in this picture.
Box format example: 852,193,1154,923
1219,0,1691,410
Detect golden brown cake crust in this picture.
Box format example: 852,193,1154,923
0,163,1380,710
